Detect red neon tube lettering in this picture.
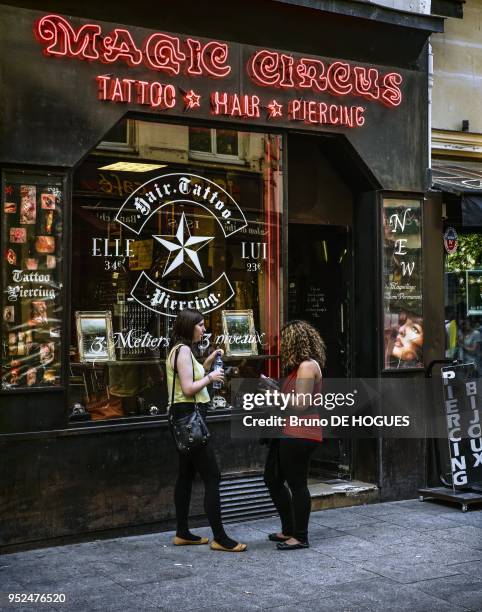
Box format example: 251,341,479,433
122,79,135,103
211,91,229,115
143,33,185,75
34,14,101,60
326,62,352,96
201,41,231,78
288,99,302,120
279,54,294,88
247,50,280,87
329,105,340,124
246,95,260,118
149,82,163,108
109,78,124,102
136,81,150,105
96,75,110,99
319,102,328,123
185,38,202,75
380,73,403,107
164,84,176,108
101,28,142,66
355,106,365,126
296,58,327,92
353,67,380,101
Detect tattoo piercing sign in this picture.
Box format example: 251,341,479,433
116,173,246,317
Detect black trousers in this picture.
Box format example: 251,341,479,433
264,438,318,543
171,403,226,541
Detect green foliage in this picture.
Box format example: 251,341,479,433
446,234,482,272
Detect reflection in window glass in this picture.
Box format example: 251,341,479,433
216,130,238,156
189,127,211,153
70,120,283,421
103,121,128,144
445,232,482,374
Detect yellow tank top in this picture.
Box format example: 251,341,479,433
166,344,210,405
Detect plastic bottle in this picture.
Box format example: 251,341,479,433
212,351,223,390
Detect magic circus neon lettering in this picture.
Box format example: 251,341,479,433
33,13,403,109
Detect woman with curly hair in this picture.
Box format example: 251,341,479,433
264,320,326,551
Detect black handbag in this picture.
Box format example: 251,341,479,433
169,346,210,453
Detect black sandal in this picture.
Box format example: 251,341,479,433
276,541,309,550
268,533,291,542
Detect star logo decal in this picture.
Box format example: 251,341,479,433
184,90,201,110
153,213,213,278
267,100,283,118
4,185,13,196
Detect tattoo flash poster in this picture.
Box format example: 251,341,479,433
1,177,63,389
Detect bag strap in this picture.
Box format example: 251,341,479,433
171,345,198,405
171,346,182,407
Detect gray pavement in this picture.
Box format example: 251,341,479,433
1,499,482,611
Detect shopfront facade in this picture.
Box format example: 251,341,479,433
0,1,444,546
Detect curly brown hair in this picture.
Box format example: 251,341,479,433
280,320,326,374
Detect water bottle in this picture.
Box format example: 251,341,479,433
212,351,223,390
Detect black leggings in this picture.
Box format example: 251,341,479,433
172,405,226,541
264,438,318,543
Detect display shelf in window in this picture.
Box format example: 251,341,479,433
1,172,64,389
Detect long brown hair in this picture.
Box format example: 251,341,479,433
280,320,326,374
170,308,203,348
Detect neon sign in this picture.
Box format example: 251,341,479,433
34,14,231,78
246,50,402,107
33,13,405,127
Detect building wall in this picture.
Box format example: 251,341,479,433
369,0,431,15
432,0,482,134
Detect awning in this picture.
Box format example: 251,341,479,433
461,195,482,226
432,161,482,195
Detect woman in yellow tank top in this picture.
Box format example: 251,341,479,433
167,308,247,553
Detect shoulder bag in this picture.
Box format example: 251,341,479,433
169,346,210,453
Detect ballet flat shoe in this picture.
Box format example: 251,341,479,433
276,541,309,550
210,540,247,552
173,536,209,546
268,533,291,542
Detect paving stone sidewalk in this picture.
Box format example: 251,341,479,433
1,499,482,611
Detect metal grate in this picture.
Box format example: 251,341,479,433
220,473,276,524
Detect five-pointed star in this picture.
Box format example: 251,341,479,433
153,213,213,278
267,100,283,118
184,90,201,110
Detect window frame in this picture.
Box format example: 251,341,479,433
189,127,244,165
96,120,137,154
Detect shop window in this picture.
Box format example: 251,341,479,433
69,120,282,422
189,127,242,164
444,232,482,374
1,171,65,389
382,198,424,370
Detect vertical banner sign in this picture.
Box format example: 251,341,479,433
442,364,482,489
382,198,423,370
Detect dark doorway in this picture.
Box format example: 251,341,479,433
288,223,352,478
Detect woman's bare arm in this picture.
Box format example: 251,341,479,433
291,360,318,412
174,346,223,397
